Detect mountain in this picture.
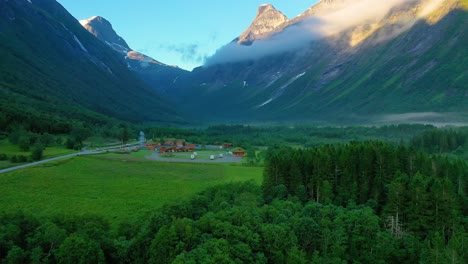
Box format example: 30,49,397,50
80,16,188,93
0,0,183,132
172,0,468,124
236,4,288,45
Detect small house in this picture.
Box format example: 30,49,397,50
145,143,162,151
176,147,186,152
231,147,245,157
176,141,185,147
164,140,175,146
186,144,196,151
159,147,168,153
145,144,156,151
223,143,233,148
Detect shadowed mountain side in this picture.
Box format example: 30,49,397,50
170,5,467,124
80,16,189,94
0,0,184,126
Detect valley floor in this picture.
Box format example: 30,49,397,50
0,152,262,226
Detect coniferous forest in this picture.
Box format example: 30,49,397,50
1,138,467,263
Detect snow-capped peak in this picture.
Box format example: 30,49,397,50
79,16,99,26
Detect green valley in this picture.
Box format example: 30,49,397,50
0,153,262,225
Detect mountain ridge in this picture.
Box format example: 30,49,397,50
80,15,188,93
170,0,467,124
0,0,184,131
237,4,288,45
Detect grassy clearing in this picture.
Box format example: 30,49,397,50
0,140,30,156
0,140,77,169
0,139,76,158
0,153,263,226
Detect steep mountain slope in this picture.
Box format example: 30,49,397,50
0,0,182,130
80,16,188,93
173,0,468,123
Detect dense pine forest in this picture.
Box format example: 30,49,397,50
1,137,466,263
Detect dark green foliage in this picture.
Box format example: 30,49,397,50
30,144,43,161
144,124,435,148
9,155,28,163
1,169,466,263
1,125,467,263
262,141,467,254
411,127,468,158
121,127,130,144
56,233,105,264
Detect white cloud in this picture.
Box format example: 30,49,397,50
205,0,427,66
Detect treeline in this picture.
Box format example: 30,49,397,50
1,180,466,263
411,128,468,156
263,142,467,245
0,96,119,135
143,124,437,148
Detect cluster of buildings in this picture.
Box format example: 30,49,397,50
144,139,246,157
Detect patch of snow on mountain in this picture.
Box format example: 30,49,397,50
79,16,98,26
256,98,273,108
279,72,306,90
259,71,307,108
266,72,283,88
101,63,113,74
73,35,88,53
105,41,129,54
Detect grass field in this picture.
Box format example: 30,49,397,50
0,153,263,226
0,140,77,169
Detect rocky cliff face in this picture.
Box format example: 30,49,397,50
80,16,188,93
80,16,131,54
237,4,288,45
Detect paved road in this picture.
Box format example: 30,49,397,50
0,143,141,174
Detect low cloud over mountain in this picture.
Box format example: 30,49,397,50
205,0,445,66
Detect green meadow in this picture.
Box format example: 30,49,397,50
0,153,262,225
0,140,77,169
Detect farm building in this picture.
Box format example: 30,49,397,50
176,147,187,152
145,143,162,151
164,140,175,146
231,147,246,157
186,144,196,151
159,147,176,153
158,147,168,153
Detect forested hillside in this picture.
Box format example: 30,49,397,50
0,0,182,135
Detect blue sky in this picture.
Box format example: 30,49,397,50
57,0,320,71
